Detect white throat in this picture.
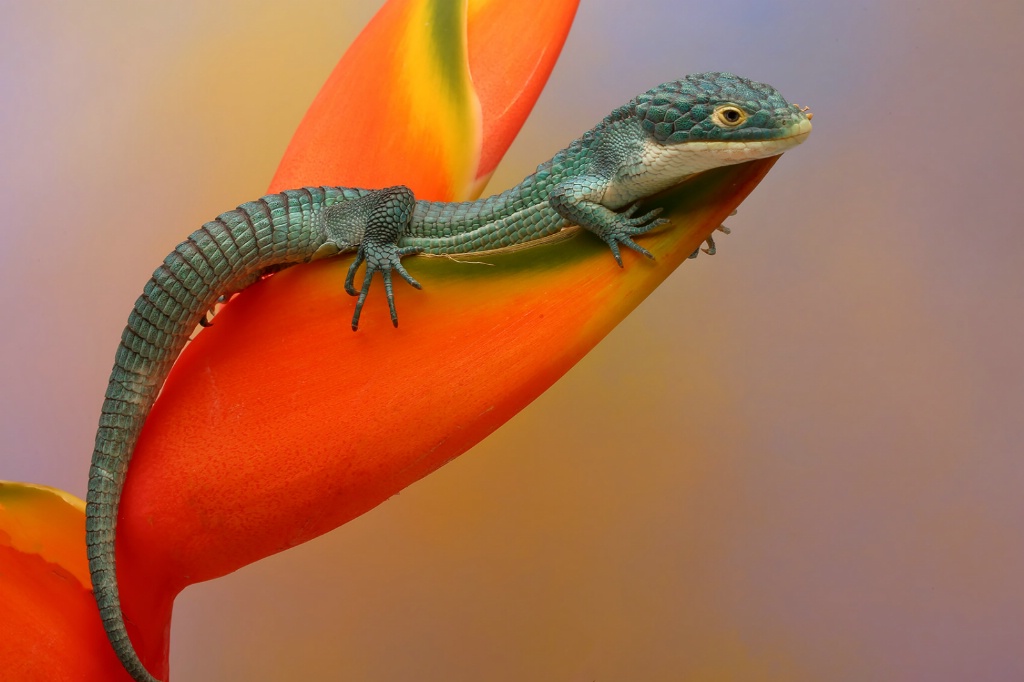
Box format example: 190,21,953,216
602,121,811,208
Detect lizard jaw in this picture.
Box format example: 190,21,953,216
605,118,811,208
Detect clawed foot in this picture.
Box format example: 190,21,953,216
345,243,423,331
602,204,668,267
197,293,238,327
688,235,720,259
688,222,733,259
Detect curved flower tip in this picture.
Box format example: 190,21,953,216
0,482,133,681
465,0,579,192
270,0,578,201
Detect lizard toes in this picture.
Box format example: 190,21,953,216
621,237,654,261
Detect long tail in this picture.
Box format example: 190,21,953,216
85,187,347,681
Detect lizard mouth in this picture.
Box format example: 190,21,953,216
700,116,813,161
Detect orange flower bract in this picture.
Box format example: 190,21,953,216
0,483,133,681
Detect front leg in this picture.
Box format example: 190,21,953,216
549,175,667,266
318,186,422,330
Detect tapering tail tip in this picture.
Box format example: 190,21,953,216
87,471,162,682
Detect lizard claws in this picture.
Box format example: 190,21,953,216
347,244,422,331
688,235,720,259
602,205,666,266
702,234,717,256
604,232,657,267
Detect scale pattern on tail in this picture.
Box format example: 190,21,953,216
85,186,370,682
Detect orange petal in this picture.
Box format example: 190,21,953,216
0,483,133,681
120,159,779,597
270,0,577,200
271,0,480,199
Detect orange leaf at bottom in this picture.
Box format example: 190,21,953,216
0,483,133,681
115,158,780,667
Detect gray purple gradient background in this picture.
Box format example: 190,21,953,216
2,1,1023,680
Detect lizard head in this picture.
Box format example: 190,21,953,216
632,72,812,165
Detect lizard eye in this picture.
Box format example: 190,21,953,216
712,105,747,127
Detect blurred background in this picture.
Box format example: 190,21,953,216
2,1,1022,680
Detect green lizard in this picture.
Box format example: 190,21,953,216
86,72,811,682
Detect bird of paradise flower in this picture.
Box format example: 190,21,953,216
0,0,789,678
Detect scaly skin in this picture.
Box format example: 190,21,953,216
86,72,811,682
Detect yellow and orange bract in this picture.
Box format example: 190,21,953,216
271,0,578,200
0,483,133,681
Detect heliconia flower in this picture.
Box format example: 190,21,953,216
0,483,133,681
0,0,788,679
